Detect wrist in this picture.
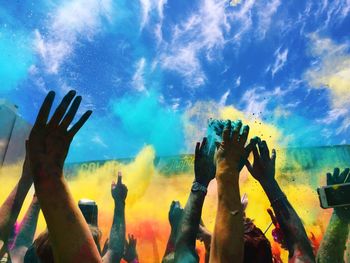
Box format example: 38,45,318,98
191,182,208,195
34,175,66,194
114,200,126,209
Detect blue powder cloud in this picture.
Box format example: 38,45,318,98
0,29,34,93
112,90,185,157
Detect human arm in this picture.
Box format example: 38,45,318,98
198,222,212,263
174,137,216,262
10,194,40,263
0,154,32,249
102,174,127,263
123,234,138,263
28,90,100,263
246,140,315,263
316,168,350,263
163,201,183,260
209,120,251,263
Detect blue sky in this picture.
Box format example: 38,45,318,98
0,0,349,162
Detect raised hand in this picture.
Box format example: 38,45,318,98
215,120,251,181
26,91,101,263
327,168,350,222
245,139,276,185
168,201,183,231
28,90,92,183
194,137,216,187
123,234,138,262
111,172,128,203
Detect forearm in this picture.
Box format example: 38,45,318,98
103,201,125,262
0,174,32,243
35,177,101,263
316,212,349,263
12,199,40,249
164,231,176,256
176,191,205,252
210,172,243,263
261,179,314,261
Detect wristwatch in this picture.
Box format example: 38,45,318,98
191,182,207,195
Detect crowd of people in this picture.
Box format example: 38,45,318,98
0,90,349,262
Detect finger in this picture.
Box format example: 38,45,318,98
333,168,340,183
199,137,208,152
232,120,242,142
215,141,221,150
34,91,55,128
245,160,253,175
222,120,231,143
339,168,350,183
48,90,76,128
60,96,82,130
271,149,276,165
326,172,333,185
195,142,200,156
117,174,122,185
259,141,270,161
111,181,115,189
252,144,260,163
243,137,257,159
239,125,249,146
68,110,92,137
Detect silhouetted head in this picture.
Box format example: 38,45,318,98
24,225,102,263
243,218,273,263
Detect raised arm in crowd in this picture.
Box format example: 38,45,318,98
10,194,40,263
316,168,350,263
246,139,315,263
27,90,101,263
174,137,216,262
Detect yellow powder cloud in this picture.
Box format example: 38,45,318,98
305,33,350,108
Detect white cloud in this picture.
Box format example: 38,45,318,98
235,76,241,86
132,58,147,92
159,0,230,87
240,84,295,115
219,89,231,107
271,47,288,77
161,43,206,87
157,0,284,86
34,0,113,74
305,33,350,132
139,0,168,28
241,87,270,114
256,0,281,38
320,0,350,28
91,135,108,148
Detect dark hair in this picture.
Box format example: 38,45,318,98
243,218,273,263
24,225,102,263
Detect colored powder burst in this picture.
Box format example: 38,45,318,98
0,126,346,262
